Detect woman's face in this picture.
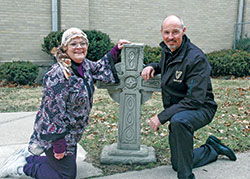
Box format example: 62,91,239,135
66,37,88,63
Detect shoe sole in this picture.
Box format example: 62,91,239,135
0,156,26,178
2,146,27,166
0,147,26,177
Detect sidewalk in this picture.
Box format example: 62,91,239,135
0,112,249,179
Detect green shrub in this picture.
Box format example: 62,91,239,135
84,30,114,61
206,49,250,77
143,45,161,64
41,29,114,62
236,37,250,52
41,31,64,56
0,61,39,85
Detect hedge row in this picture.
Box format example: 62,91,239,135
42,30,250,77
0,61,39,85
1,30,249,86
206,49,250,77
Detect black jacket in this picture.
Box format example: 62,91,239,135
149,35,217,124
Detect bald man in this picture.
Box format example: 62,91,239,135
141,15,236,179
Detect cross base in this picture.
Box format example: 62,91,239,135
100,143,156,164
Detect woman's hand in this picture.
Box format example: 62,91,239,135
54,152,65,160
53,138,66,160
118,39,131,49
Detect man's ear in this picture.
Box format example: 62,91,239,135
182,26,186,33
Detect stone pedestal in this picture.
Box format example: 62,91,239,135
100,143,156,164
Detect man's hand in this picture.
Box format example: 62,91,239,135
54,152,65,160
149,115,162,131
141,66,155,81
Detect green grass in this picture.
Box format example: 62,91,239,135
0,78,249,175
0,86,42,112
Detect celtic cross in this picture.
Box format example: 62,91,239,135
96,43,161,164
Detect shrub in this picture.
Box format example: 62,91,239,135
0,61,39,85
143,45,161,64
236,37,250,52
206,49,250,77
84,30,114,61
41,29,114,61
41,31,64,56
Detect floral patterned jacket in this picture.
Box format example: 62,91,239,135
29,52,118,155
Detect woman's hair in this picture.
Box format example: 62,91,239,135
51,45,68,59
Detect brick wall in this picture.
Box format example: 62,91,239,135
60,0,89,30
0,0,52,65
0,0,249,67
89,0,241,53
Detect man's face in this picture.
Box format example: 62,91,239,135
161,17,186,52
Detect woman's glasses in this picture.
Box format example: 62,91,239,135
68,41,87,49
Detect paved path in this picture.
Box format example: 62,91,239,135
0,112,249,179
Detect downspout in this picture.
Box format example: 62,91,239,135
236,0,244,40
52,0,58,32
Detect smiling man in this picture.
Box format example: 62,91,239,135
161,15,185,52
141,15,237,179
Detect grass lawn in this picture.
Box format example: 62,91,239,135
0,78,249,175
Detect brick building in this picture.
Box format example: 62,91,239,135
0,0,249,79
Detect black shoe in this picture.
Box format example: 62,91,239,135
206,135,237,161
188,173,195,179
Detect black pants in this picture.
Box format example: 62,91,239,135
169,107,218,179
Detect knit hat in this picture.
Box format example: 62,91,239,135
61,27,89,47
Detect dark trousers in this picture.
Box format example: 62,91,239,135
169,108,218,179
23,148,77,179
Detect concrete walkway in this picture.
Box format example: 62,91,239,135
0,112,249,179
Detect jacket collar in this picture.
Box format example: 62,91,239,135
159,35,189,63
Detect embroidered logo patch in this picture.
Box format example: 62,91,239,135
174,71,182,83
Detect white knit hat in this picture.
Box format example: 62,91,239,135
61,27,89,47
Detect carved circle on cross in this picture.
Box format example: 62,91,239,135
125,76,137,89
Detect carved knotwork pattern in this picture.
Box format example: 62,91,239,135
121,94,136,143
126,49,138,71
142,79,161,88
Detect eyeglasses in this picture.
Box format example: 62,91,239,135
162,29,183,37
68,41,87,49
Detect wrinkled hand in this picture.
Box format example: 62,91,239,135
141,66,155,81
118,39,131,49
54,152,65,160
149,115,162,131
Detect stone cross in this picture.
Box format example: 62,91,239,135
96,43,161,164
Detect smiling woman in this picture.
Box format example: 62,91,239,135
0,27,130,179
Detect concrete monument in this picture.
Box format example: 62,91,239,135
96,43,161,164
